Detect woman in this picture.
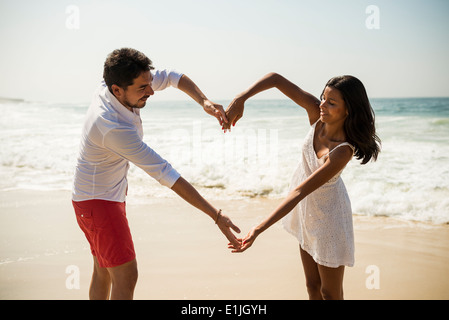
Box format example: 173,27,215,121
225,73,381,300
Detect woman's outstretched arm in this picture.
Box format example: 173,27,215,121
229,145,353,253
224,73,321,130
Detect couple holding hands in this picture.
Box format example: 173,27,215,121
72,48,380,300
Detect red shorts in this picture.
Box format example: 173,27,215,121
72,199,136,268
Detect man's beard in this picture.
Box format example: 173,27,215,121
123,96,149,109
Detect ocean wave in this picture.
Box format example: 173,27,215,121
431,118,449,126
2,99,449,225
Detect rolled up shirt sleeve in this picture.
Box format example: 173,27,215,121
151,69,184,91
103,126,181,188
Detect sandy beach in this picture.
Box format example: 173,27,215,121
1,189,448,300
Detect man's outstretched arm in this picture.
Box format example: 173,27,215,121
170,176,241,248
177,74,228,127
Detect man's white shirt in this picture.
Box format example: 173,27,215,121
72,69,183,202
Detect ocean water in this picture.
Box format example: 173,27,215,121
1,97,448,224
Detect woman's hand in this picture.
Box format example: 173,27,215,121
228,226,260,253
223,97,245,131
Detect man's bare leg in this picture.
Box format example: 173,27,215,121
90,256,111,300
107,259,138,300
89,257,138,300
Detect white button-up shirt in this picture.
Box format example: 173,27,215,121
72,69,183,202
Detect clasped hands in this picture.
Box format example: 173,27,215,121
203,96,244,132
215,211,255,254
206,97,254,253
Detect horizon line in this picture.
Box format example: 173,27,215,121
1,96,449,105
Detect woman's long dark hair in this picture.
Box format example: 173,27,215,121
322,75,381,164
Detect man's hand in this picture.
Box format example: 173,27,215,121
223,97,245,131
170,177,241,249
202,99,228,127
228,226,259,253
177,75,228,127
215,212,241,249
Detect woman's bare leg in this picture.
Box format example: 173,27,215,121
300,246,323,300
299,246,345,300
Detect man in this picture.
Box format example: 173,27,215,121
72,48,241,300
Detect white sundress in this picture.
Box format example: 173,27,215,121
282,120,355,268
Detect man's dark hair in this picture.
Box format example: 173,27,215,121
103,48,154,92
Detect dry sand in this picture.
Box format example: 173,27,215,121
1,190,448,300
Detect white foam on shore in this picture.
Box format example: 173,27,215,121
1,99,448,224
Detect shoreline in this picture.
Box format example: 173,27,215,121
1,189,448,300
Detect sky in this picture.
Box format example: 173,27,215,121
0,0,448,103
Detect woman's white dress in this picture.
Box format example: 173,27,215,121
282,120,355,268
